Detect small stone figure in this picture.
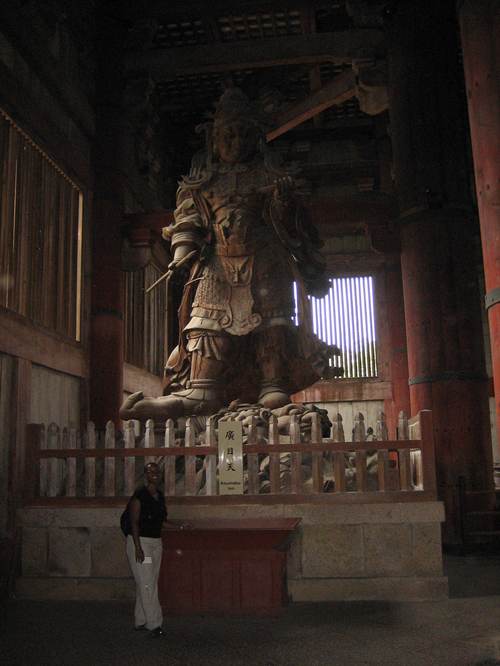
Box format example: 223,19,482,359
120,88,339,422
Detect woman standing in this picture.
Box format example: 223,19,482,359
125,462,166,637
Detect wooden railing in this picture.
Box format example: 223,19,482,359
23,410,437,505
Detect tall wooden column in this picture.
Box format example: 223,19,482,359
458,0,500,449
89,19,126,428
384,261,410,436
388,0,494,543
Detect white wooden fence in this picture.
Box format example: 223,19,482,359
24,410,437,503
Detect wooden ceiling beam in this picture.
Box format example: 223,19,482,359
124,30,384,78
266,70,357,141
114,0,336,21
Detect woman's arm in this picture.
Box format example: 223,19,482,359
129,498,144,563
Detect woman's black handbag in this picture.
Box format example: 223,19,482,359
120,501,131,536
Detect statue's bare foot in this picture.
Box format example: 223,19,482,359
258,388,290,410
120,386,223,422
120,391,144,419
120,391,184,421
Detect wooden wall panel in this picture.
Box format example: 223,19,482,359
123,362,163,397
30,365,81,429
0,354,14,535
0,306,87,378
0,112,83,341
124,263,168,377
306,400,385,440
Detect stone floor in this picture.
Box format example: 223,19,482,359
1,555,500,666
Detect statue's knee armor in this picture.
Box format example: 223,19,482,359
186,331,232,382
253,326,291,408
253,325,289,383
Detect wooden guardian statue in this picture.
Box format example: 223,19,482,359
120,88,339,422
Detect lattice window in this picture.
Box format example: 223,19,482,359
153,18,209,48
124,263,169,377
294,276,378,379
217,10,303,42
322,98,365,123
0,110,83,340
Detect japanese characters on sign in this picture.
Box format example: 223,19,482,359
218,420,244,494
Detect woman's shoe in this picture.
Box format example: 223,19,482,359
150,627,165,638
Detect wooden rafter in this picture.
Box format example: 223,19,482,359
266,70,357,141
124,30,384,78
117,0,340,21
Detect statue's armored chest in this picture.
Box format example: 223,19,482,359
202,164,272,246
203,164,270,204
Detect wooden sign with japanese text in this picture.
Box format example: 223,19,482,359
218,420,243,495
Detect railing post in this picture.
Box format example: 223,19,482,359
185,418,196,496
331,413,345,442
268,415,280,495
353,412,366,442
85,422,96,497
24,424,43,503
47,423,61,498
104,421,116,496
204,416,217,496
246,416,259,495
66,427,78,497
290,414,302,493
334,450,346,492
124,421,136,496
397,410,409,440
355,449,368,492
376,412,389,441
377,449,389,492
37,423,47,498
164,419,176,496
379,411,399,490
419,409,437,496
145,419,155,465
397,411,412,491
310,412,323,493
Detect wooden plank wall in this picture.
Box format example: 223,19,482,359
124,263,169,377
0,113,82,341
308,400,385,439
30,365,81,429
0,354,14,534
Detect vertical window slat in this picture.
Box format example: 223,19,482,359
294,276,378,379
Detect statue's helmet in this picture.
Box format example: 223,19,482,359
213,87,266,132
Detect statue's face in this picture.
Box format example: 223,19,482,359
215,120,258,164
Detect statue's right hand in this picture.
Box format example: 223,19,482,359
167,259,179,272
169,245,198,272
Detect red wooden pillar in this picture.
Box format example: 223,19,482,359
384,261,410,436
89,21,126,428
458,0,500,449
90,197,124,429
388,0,494,543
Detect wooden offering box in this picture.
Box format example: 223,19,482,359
159,518,301,614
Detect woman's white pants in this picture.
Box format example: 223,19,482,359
126,535,163,630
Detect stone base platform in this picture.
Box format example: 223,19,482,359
15,576,134,601
289,577,448,602
16,500,448,603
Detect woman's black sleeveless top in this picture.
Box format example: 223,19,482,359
134,486,167,538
